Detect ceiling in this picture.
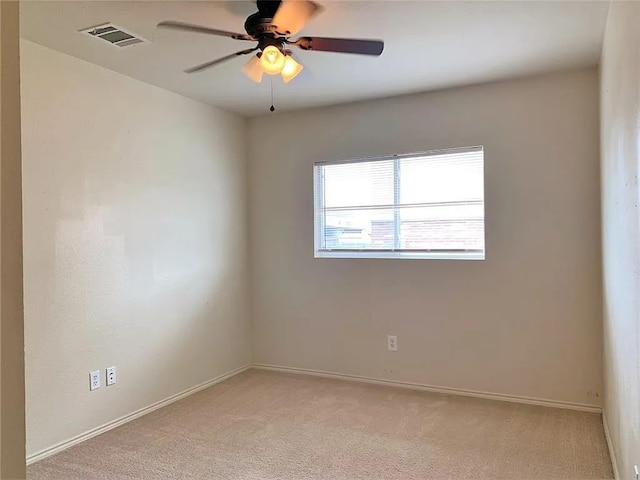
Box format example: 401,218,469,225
20,1,609,117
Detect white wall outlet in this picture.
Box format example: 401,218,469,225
387,335,398,351
106,366,116,386
89,370,100,391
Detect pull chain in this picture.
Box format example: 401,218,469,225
270,77,275,112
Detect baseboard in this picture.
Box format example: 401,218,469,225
252,363,602,413
27,364,251,466
27,362,603,466
602,411,619,479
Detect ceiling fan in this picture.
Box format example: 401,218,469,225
157,0,384,84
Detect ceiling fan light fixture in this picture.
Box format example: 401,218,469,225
260,45,286,75
159,0,385,90
281,55,303,83
242,55,264,83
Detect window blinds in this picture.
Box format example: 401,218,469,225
314,146,485,259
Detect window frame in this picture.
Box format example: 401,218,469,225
313,146,485,261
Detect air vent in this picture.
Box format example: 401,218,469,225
79,23,148,49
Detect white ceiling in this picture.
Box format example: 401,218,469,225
20,1,609,117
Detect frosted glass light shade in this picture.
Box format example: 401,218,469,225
281,55,304,83
242,55,264,83
260,46,286,75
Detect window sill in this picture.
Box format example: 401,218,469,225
314,250,485,260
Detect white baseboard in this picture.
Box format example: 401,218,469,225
27,362,604,467
602,411,619,479
252,363,602,413
27,364,251,466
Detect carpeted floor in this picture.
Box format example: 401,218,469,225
28,369,613,479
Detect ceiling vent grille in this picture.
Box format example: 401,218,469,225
79,23,148,49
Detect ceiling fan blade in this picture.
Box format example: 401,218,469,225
272,0,322,36
293,36,384,56
185,47,258,74
157,21,254,41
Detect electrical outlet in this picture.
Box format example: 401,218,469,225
89,370,100,391
106,366,116,386
633,464,639,480
387,335,398,351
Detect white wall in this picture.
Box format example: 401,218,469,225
20,40,251,457
600,2,640,478
248,68,603,407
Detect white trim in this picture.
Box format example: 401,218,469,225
314,145,484,167
27,362,604,467
27,364,251,465
602,411,619,479
314,250,484,260
252,364,602,413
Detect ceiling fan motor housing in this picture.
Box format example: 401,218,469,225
244,12,276,38
245,0,282,38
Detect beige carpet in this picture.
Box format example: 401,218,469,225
28,369,613,479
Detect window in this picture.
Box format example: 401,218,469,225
314,146,485,260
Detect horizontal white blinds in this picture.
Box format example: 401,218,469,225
314,147,484,254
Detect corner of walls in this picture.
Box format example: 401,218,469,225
602,410,620,479
238,115,256,367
